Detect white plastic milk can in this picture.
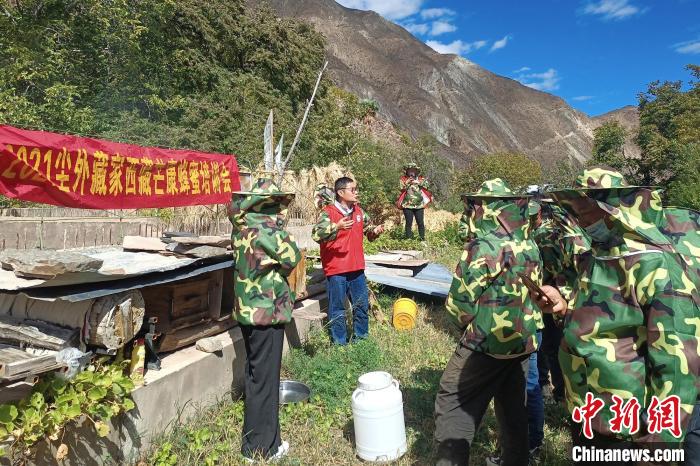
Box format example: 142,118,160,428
351,371,408,462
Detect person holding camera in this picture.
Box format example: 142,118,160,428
396,163,432,241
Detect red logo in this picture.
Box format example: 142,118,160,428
572,393,683,439
572,392,605,439
647,395,682,438
608,395,641,435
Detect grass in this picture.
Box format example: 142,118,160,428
144,289,573,466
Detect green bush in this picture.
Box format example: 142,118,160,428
285,336,385,412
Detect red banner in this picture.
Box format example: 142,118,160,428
0,125,241,209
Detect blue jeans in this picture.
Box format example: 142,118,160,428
326,271,369,345
684,400,700,466
527,332,544,451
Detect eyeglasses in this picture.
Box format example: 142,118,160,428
340,187,359,193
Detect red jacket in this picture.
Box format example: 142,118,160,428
319,204,366,277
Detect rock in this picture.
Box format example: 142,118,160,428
168,236,231,248
122,236,168,252
162,231,196,238
164,243,230,258
195,336,223,353
0,250,103,279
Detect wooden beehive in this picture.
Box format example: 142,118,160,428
140,270,224,333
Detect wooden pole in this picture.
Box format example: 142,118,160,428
280,61,328,179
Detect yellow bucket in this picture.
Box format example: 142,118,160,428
393,298,418,330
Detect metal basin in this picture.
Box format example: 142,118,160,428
279,380,311,404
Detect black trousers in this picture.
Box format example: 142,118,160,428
434,344,530,466
240,324,285,459
539,313,565,400
403,207,425,240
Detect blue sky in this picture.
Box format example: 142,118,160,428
336,0,700,116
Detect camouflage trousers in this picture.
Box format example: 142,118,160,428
434,344,530,466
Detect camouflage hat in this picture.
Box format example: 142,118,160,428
314,183,335,209
231,178,294,212
571,166,656,191
232,178,293,197
403,162,421,173
463,178,529,199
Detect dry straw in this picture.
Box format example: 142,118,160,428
162,163,354,232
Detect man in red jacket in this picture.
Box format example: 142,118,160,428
312,177,384,345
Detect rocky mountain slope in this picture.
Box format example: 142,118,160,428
264,0,637,167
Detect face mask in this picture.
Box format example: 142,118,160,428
584,218,611,242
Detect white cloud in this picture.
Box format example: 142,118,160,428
427,39,488,55
582,0,644,21
420,7,456,19
673,39,700,54
513,66,531,73
515,68,561,91
404,22,430,35
336,0,424,20
430,20,457,36
572,95,594,101
490,35,510,52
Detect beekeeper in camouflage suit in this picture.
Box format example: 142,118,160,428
434,178,543,466
228,178,301,462
531,167,700,462
396,162,432,241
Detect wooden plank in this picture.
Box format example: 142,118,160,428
0,344,60,379
157,317,236,353
0,345,33,363
363,267,414,277
287,251,307,299
294,282,326,302
0,316,78,351
364,258,429,268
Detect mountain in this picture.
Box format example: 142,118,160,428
263,0,636,168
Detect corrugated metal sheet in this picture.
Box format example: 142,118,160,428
365,263,453,298
11,259,234,302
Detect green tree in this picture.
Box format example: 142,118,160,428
591,120,627,171
666,143,700,209
542,159,581,189
452,152,543,195
634,64,700,186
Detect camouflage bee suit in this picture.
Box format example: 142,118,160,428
228,178,302,460
551,168,700,445
229,178,301,326
661,206,700,285
435,179,543,466
447,178,544,357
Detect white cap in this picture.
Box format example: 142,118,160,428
357,371,393,391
